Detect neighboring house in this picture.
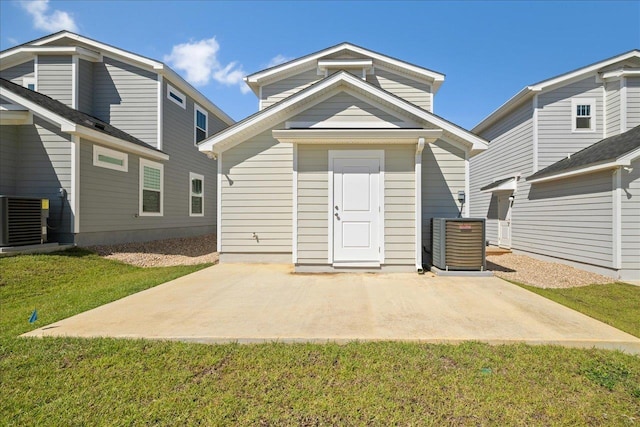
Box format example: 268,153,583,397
198,43,488,272
0,31,233,246
470,50,640,281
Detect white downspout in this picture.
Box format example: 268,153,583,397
415,137,425,273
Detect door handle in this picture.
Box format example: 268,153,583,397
335,206,339,210
334,213,340,220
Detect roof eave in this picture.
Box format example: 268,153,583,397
199,71,486,155
3,31,235,126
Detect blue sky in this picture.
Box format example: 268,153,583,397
1,1,639,129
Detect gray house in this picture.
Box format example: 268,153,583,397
470,50,640,281
198,43,488,272
0,31,233,246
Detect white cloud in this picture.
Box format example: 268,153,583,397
267,54,292,68
164,37,249,94
20,0,78,33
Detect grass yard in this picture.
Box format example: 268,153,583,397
1,249,639,425
518,282,640,338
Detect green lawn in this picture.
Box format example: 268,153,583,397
517,282,640,338
1,250,639,425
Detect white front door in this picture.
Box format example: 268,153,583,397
498,194,512,249
331,151,382,264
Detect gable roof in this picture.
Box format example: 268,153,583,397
244,42,446,96
527,125,640,183
0,78,168,160
0,31,234,126
199,71,487,155
474,50,640,134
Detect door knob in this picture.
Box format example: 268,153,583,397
335,206,339,210
334,213,340,219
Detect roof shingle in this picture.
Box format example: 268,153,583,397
527,125,640,181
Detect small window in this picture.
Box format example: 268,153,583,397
189,172,204,216
93,145,128,172
167,84,186,109
22,77,36,91
194,104,208,144
572,98,596,132
139,159,164,216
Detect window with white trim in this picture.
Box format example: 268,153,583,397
571,98,596,132
167,84,186,109
139,159,164,216
189,172,204,216
194,104,208,144
93,145,128,172
22,77,36,91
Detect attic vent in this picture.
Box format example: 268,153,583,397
94,123,105,130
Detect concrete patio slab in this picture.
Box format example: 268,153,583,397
23,263,640,354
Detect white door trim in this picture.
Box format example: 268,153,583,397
497,193,512,249
328,149,385,265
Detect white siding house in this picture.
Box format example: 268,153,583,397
199,43,487,272
470,50,640,281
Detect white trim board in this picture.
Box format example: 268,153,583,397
200,71,487,155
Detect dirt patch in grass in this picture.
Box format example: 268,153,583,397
87,234,218,267
487,253,612,288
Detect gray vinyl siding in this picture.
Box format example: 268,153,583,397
296,144,415,265
11,117,73,242
261,68,322,109
367,67,432,111
385,145,416,264
261,66,433,112
520,171,613,267
537,76,604,170
621,159,640,272
627,77,640,129
37,55,73,107
290,92,407,126
0,60,34,85
422,139,466,247
79,140,141,233
93,56,158,146
0,125,19,194
161,78,225,233
470,101,534,244
220,129,293,253
605,80,620,136
78,59,94,115
296,145,328,263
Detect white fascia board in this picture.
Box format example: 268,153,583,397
601,68,640,80
202,71,486,155
245,43,445,90
480,178,518,193
0,46,102,68
0,87,168,161
0,110,32,125
527,160,628,184
29,32,162,68
0,87,75,129
273,129,442,144
162,68,234,126
473,87,538,134
474,50,640,134
529,146,640,184
72,126,169,161
21,31,234,126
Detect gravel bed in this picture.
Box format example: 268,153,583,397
88,234,612,287
487,253,613,288
88,234,218,267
